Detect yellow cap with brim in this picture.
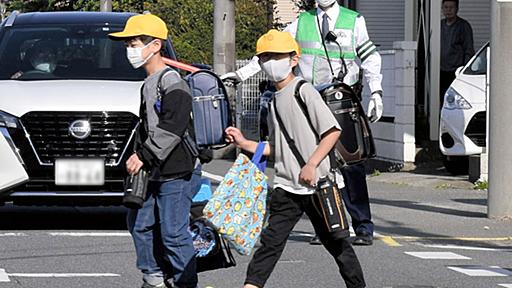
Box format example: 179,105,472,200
109,13,168,40
256,29,301,56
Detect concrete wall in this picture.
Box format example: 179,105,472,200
363,41,417,165
274,0,299,25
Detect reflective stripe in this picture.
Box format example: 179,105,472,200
360,46,377,62
356,40,373,55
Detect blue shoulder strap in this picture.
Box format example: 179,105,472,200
251,142,267,172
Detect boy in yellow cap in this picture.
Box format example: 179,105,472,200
225,29,366,288
109,14,198,288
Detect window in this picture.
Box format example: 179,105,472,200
464,46,487,76
0,25,147,81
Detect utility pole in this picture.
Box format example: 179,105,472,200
213,0,236,76
213,0,236,157
100,0,112,12
488,0,512,218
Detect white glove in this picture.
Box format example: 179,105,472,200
235,56,262,81
219,71,241,82
367,91,383,123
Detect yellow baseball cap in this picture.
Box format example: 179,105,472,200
256,29,300,56
109,13,168,40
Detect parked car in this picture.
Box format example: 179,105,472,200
439,42,489,175
0,11,178,205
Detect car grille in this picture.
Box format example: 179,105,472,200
465,111,486,147
21,111,138,165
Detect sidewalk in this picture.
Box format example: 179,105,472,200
202,159,512,246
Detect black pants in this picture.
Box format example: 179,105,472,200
245,188,365,288
340,162,373,235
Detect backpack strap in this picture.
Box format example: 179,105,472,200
155,67,174,114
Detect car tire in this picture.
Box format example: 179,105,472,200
442,155,469,175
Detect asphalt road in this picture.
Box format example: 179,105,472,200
0,162,511,288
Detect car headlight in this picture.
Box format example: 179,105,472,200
444,87,472,110
0,111,19,129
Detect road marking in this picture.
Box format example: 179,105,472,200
0,269,9,282
418,243,512,252
0,268,119,282
448,265,512,277
201,171,224,183
48,232,130,237
405,252,471,260
8,273,120,278
0,233,27,237
378,236,402,247
498,285,512,288
278,260,306,264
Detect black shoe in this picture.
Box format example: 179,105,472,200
352,232,373,246
309,235,322,245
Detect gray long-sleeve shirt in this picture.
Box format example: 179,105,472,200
441,17,475,72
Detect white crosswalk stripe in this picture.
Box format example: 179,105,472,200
448,266,512,277
404,251,471,260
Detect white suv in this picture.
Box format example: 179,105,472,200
0,11,178,205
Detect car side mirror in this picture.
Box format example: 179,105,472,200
455,66,464,76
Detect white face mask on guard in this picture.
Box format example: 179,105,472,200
260,57,292,83
316,0,336,8
126,41,156,69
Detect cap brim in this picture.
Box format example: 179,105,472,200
108,30,142,40
256,49,296,56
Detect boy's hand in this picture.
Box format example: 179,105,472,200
299,163,317,187
225,127,247,148
126,153,143,175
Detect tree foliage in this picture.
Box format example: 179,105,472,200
292,0,316,11
6,0,276,64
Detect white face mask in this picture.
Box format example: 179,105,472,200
126,41,156,69
316,0,336,8
260,57,292,83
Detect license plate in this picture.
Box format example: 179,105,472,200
55,159,105,186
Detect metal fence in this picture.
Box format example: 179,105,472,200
235,59,267,141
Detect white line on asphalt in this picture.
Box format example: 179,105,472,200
418,243,512,252
499,284,512,288
8,273,120,278
0,233,27,237
0,269,9,282
201,171,224,183
448,266,512,277
404,252,471,260
278,260,306,264
48,232,130,237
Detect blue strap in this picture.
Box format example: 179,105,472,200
251,142,267,172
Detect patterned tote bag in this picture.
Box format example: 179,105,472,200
203,142,268,255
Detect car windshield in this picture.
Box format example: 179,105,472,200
0,25,146,81
464,45,487,76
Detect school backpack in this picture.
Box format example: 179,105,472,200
156,68,232,152
295,80,376,166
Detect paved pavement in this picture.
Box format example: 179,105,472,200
0,159,510,288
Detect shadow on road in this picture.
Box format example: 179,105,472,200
371,198,486,218
0,204,128,230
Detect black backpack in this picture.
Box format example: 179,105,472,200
189,217,236,273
